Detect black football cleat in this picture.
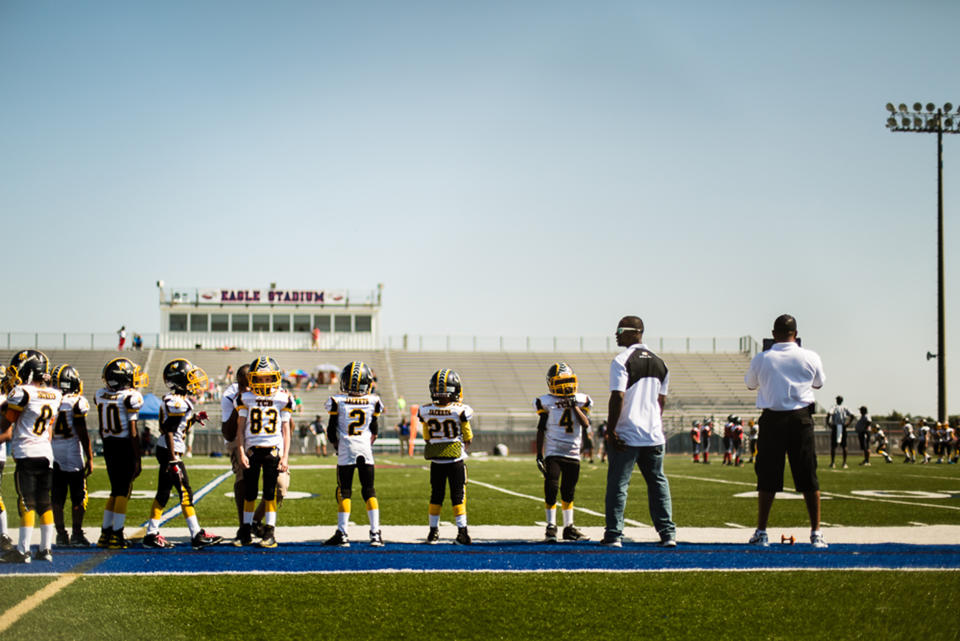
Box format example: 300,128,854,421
55,530,71,548
70,531,92,548
0,534,14,552
192,530,224,550
562,525,589,541
33,548,54,562
455,526,472,545
1,548,31,564
142,533,176,549
233,524,254,547
425,527,440,544
96,528,113,549
544,524,558,543
256,526,276,549
323,529,350,548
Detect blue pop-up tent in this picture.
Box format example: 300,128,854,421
139,393,162,419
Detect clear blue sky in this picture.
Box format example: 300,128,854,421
0,1,957,417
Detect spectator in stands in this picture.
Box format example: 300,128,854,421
744,314,827,549
596,420,608,463
602,315,676,548
298,421,311,454
132,334,143,350
223,365,235,385
396,418,411,456
310,415,328,457
117,326,126,351
141,426,155,455
311,327,321,350
854,406,872,465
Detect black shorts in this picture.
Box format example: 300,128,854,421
430,460,467,506
244,446,280,503
52,462,87,508
544,456,580,504
14,457,54,514
102,437,137,498
154,447,194,509
755,407,819,493
336,460,376,502
832,428,848,448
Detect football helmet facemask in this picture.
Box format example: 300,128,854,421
4,349,51,390
53,364,83,395
429,368,462,404
248,356,282,397
163,358,209,395
546,362,578,396
102,358,149,391
340,361,373,396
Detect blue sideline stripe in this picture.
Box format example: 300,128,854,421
9,543,956,576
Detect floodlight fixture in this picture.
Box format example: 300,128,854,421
885,101,959,422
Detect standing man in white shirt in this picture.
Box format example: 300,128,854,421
744,314,828,549
602,316,676,548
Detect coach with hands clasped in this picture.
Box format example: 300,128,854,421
602,315,676,548
744,314,828,549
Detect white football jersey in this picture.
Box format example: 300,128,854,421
418,401,474,464
534,393,592,460
94,388,144,440
237,388,293,449
6,384,61,463
52,393,90,472
326,393,384,466
157,393,195,455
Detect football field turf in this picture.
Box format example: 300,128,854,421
1,453,959,640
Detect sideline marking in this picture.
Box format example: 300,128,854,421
0,553,108,635
469,478,648,527
670,474,960,512
0,470,233,632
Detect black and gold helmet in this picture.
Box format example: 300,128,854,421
546,362,577,396
102,358,149,391
340,361,373,395
3,349,51,391
429,368,462,404
53,364,83,395
163,358,208,395
248,356,282,397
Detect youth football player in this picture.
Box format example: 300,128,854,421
235,356,292,548
0,350,61,563
323,361,384,548
50,365,93,547
0,364,13,552
142,359,222,549
95,357,148,549
535,363,592,542
420,368,474,545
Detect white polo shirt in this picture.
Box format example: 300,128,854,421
609,343,669,447
744,341,825,411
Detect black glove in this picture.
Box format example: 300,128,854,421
536,455,547,478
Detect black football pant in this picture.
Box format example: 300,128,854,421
544,456,580,506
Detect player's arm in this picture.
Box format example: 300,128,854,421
326,399,339,449
369,414,379,445
235,413,249,468
460,412,473,446
279,419,290,472
75,414,94,476
0,406,19,443
129,418,143,478
160,413,180,459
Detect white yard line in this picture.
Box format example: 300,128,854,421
670,473,960,512
469,478,648,527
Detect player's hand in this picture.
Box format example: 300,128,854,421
239,451,250,469
536,455,547,477
195,411,208,426
84,460,94,477
279,457,289,473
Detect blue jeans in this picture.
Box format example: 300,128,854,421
604,444,675,541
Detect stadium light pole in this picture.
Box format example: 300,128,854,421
886,101,959,423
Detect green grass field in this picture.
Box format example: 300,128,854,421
1,452,959,640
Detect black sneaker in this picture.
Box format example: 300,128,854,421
544,524,558,543
142,533,175,549
233,524,253,547
96,528,113,549
562,525,589,541
1,548,31,564
0,534,14,552
108,530,129,550
256,527,276,549
324,529,350,548
33,548,53,562
455,527,472,545
56,530,71,547
252,520,266,539
70,531,92,548
369,530,384,547
426,527,440,544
